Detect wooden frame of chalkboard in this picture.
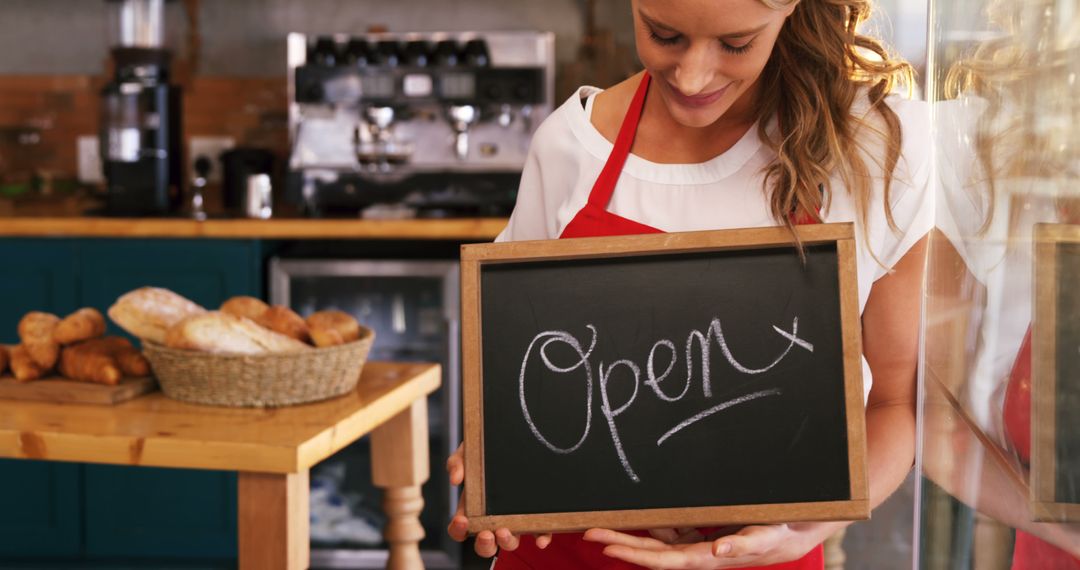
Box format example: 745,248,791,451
460,223,868,534
1032,223,1080,522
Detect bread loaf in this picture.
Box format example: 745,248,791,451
220,296,270,321
255,305,310,343
306,310,361,347
18,312,61,369
54,308,107,345
109,287,206,344
165,311,312,354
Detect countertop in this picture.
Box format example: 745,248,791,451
0,216,508,240
0,361,441,473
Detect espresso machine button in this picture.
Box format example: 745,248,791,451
433,40,461,67
404,40,433,67
462,39,490,67
375,40,403,67
312,37,340,67
344,38,374,68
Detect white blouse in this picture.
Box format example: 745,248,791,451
498,85,934,398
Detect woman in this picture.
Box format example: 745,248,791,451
449,0,932,567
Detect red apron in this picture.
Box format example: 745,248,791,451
1004,329,1080,569
495,72,824,570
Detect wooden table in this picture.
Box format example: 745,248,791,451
0,361,441,570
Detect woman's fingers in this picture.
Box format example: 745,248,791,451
583,528,670,550
648,528,681,544
447,513,469,543
495,528,520,551
446,444,464,486
536,534,553,549
713,525,782,558
475,530,499,558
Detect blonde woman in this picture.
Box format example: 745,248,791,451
447,0,932,567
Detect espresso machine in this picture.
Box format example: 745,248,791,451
100,0,183,216
286,31,555,218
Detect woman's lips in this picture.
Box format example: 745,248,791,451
665,81,731,108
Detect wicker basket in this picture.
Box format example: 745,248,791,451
143,326,375,407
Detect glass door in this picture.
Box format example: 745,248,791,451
271,258,461,569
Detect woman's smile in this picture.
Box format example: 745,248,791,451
662,79,734,109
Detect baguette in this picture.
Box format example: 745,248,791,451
166,311,312,354
109,287,206,344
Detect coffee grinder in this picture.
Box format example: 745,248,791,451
100,0,183,216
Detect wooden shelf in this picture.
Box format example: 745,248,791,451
0,217,507,240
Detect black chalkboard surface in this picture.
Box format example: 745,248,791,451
461,224,868,533
1033,224,1080,521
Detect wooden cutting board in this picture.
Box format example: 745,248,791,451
0,375,157,405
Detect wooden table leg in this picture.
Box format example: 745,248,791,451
372,398,430,570
238,470,310,570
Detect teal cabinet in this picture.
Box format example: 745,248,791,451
0,240,82,558
0,460,81,558
0,240,78,344
0,238,264,563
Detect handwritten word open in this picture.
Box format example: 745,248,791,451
518,317,813,483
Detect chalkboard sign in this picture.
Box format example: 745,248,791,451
460,224,868,534
1033,223,1080,522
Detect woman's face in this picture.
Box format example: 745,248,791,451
632,0,796,128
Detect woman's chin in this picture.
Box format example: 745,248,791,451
665,104,732,129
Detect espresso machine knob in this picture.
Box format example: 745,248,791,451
432,40,461,67
404,40,433,67
311,37,339,67
462,39,490,67
374,40,403,67
343,38,374,67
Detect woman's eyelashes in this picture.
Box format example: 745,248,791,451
721,40,754,55
648,30,681,46
646,29,754,55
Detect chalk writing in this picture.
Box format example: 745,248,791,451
518,316,813,482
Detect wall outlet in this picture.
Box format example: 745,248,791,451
77,136,104,184
188,136,235,183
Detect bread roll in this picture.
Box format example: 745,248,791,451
306,310,361,347
85,336,151,378
59,339,122,386
10,345,45,382
109,287,206,344
54,308,107,345
18,311,61,369
255,305,310,343
166,311,312,354
220,296,270,321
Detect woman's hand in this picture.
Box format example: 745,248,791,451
584,522,837,570
445,443,553,557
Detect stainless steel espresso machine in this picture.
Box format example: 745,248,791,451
286,31,555,218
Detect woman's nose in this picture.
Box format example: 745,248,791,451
672,44,717,95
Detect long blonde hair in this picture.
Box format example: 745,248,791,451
754,0,914,243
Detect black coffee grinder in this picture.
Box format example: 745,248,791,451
100,0,182,216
